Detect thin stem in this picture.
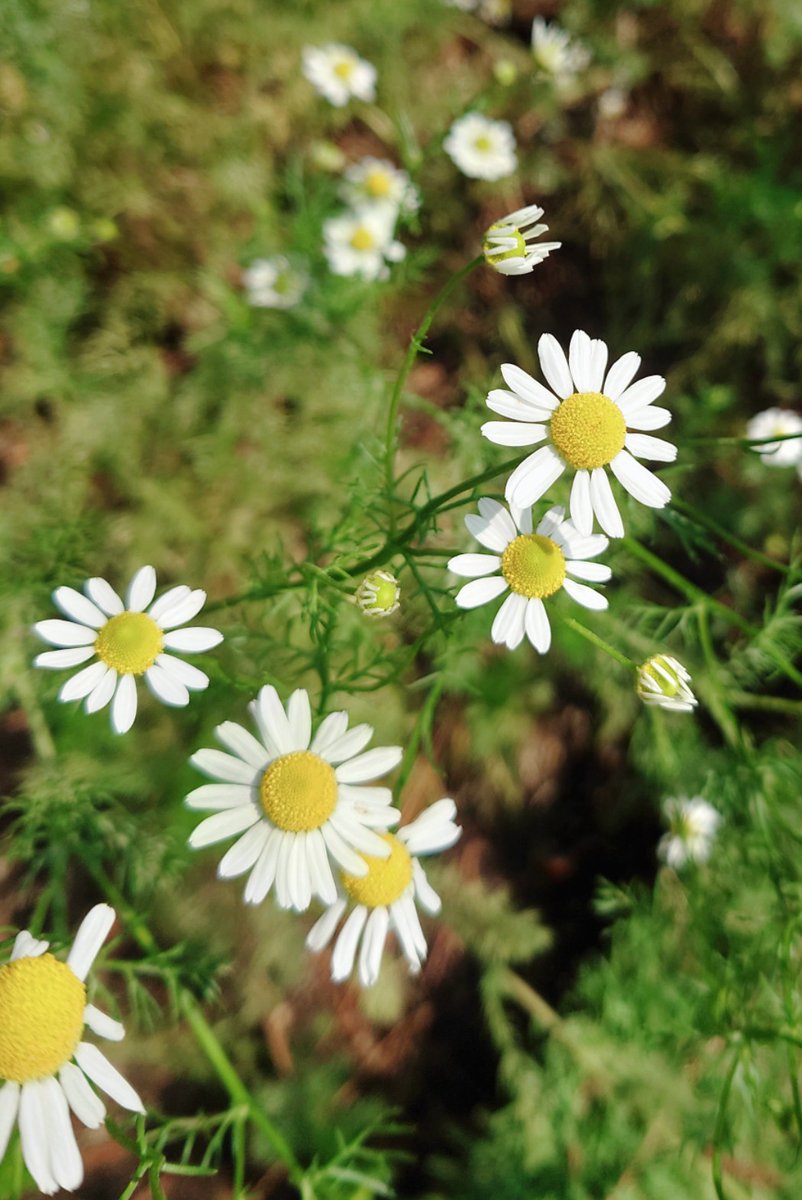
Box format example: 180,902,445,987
696,609,743,750
622,537,755,636
711,1049,740,1200
728,691,802,716
671,498,789,575
15,676,57,761
560,616,634,668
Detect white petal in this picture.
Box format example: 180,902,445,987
565,559,611,582
58,661,108,703
319,724,374,765
83,1004,125,1041
188,805,259,849
74,1043,144,1113
321,821,370,876
217,822,271,879
0,1083,20,1161
162,627,223,653
153,653,209,691
274,836,293,909
401,801,461,855
486,389,553,423
243,828,282,904
19,1082,58,1195
59,1064,105,1129
34,619,96,647
625,404,671,431
35,646,95,670
500,363,559,410
306,897,347,952
464,499,517,552
331,907,368,981
535,504,566,539
53,587,106,629
524,597,551,653
481,421,547,447
569,470,593,537
254,685,294,754
152,589,206,630
335,746,402,784
329,810,393,857
190,748,261,785
589,468,624,538
111,673,138,734
359,907,389,987
11,931,49,961
287,835,312,912
286,689,312,751
214,723,269,769
560,533,609,560
455,576,508,610
563,578,608,610
390,895,425,971
624,433,677,463
84,667,117,713
511,503,533,534
144,664,189,708
568,330,595,391
147,585,191,623
610,450,671,508
305,827,338,904
185,782,254,810
126,566,157,612
412,859,441,914
447,553,501,579
491,592,527,650
538,333,574,399
310,710,349,755
41,1077,84,1192
615,375,666,416
338,783,394,808
603,351,641,401
84,577,124,616
505,445,565,509
67,904,115,981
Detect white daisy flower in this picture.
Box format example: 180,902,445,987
448,501,611,653
482,330,676,537
186,686,403,913
530,18,590,80
443,113,517,181
340,157,419,217
0,905,144,1195
306,798,461,986
483,204,561,276
746,408,802,468
323,207,406,281
33,567,223,735
242,256,307,309
636,654,697,713
658,796,720,869
301,44,377,107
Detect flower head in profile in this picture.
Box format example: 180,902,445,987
242,256,307,309
483,204,561,276
448,501,611,653
356,570,401,618
443,113,517,181
482,330,676,537
0,905,143,1195
187,687,403,913
746,408,802,468
531,18,590,80
323,208,406,281
33,567,223,734
659,796,720,869
340,157,419,217
636,654,697,713
307,799,461,986
301,44,377,107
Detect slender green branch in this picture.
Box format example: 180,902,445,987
560,616,634,668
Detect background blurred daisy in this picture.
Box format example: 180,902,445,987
242,256,307,309
746,407,802,468
301,44,377,106
339,156,419,217
659,797,720,868
323,208,406,281
530,18,590,80
444,113,517,180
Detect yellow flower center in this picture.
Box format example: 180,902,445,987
95,612,163,675
259,751,337,832
473,135,493,152
349,226,376,251
334,59,355,80
501,534,566,598
342,834,412,908
549,391,626,470
483,225,527,265
0,955,86,1083
365,169,392,198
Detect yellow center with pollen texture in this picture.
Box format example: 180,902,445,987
260,751,337,832
365,169,392,198
501,534,566,599
0,955,86,1083
350,226,376,251
334,59,355,80
342,834,412,908
95,612,163,675
484,226,527,266
549,391,626,470
473,135,492,152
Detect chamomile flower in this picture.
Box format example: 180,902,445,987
637,654,697,713
483,204,561,276
0,906,144,1195
530,18,590,80
340,157,419,217
301,44,377,107
187,686,403,913
443,113,517,181
242,256,307,309
323,207,406,281
306,799,461,986
482,330,676,537
746,408,802,468
33,567,223,735
658,796,720,869
356,570,401,618
448,501,611,653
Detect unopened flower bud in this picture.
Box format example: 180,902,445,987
356,571,400,618
636,654,697,713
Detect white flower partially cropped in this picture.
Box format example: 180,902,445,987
448,501,611,653
323,208,406,281
443,113,517,181
659,797,720,869
187,687,404,913
340,157,419,217
746,408,802,468
482,330,676,537
301,44,377,107
33,567,223,735
307,799,461,986
531,18,590,80
0,905,144,1195
242,256,307,309
483,204,561,276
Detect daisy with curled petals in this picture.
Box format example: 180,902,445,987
482,330,676,537
0,905,144,1195
306,799,461,987
483,204,561,276
186,686,403,913
448,501,611,653
33,566,223,734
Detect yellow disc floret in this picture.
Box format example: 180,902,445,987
501,534,566,598
483,225,527,266
334,59,355,81
549,391,626,470
342,834,413,908
350,226,376,251
260,751,338,832
365,169,392,199
0,954,86,1083
95,612,163,675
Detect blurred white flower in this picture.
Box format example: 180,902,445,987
746,408,802,468
637,654,697,713
483,204,561,276
242,256,307,309
659,796,720,868
302,44,377,107
531,18,590,80
444,113,517,181
340,157,418,217
323,208,406,281
597,87,628,120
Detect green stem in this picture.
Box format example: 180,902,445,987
671,498,789,576
15,676,57,761
622,537,755,636
711,1049,740,1200
696,609,742,750
728,691,802,716
560,616,634,668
